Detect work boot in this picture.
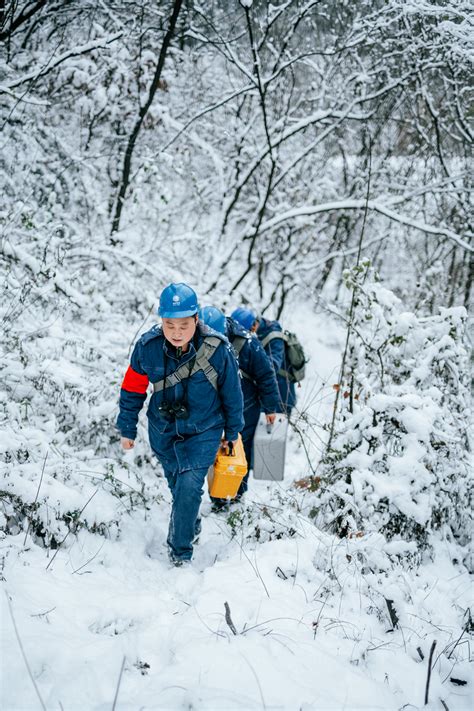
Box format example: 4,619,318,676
168,546,192,568
211,498,231,513
171,558,191,568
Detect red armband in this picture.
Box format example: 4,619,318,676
121,366,149,394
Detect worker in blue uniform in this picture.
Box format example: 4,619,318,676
200,306,279,500
117,284,244,565
231,307,296,415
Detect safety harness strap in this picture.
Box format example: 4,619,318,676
231,334,255,384
260,331,290,380
260,331,287,348
152,336,221,392
194,337,220,390
232,335,248,355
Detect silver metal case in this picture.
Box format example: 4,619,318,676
252,413,288,481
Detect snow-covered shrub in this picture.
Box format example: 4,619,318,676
0,229,161,547
0,450,165,549
224,490,302,544
313,263,471,551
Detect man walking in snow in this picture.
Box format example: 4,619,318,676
231,307,297,416
117,283,244,566
200,306,280,502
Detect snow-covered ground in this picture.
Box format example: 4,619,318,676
1,307,472,710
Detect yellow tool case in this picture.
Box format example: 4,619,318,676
208,434,248,499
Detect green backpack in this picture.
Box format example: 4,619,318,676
261,330,307,383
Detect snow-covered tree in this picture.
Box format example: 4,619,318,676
313,262,471,552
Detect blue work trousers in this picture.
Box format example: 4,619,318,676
164,467,207,562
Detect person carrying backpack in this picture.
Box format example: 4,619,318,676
117,283,244,566
200,306,280,501
231,308,306,416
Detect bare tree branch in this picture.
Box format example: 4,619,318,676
1,33,122,92
0,0,47,42
110,0,184,238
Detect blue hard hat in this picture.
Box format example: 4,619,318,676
158,283,199,318
200,305,227,335
231,306,257,331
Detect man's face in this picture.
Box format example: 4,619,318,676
162,316,197,349
251,320,260,333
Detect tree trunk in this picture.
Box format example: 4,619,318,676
110,0,183,241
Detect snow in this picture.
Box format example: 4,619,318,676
1,306,472,710
1,2,472,705
3,519,463,710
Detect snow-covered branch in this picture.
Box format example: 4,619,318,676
1,33,122,93
1,240,86,307
257,199,473,252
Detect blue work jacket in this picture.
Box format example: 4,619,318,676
117,323,244,473
257,317,296,414
226,317,280,416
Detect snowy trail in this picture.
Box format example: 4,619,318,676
2,511,396,711
3,497,471,710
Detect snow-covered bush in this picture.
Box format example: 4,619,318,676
312,263,471,551
224,490,301,544
0,229,161,547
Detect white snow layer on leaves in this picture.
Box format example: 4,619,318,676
314,266,471,550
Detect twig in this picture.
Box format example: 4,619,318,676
325,133,373,453
275,566,287,580
234,537,270,598
71,541,106,575
111,0,183,236
127,304,155,359
240,652,267,710
193,606,227,639
367,641,395,653
224,602,238,635
424,640,437,705
111,656,126,711
5,591,47,710
23,451,48,546
385,598,399,631
313,592,330,639
46,489,98,570
288,419,318,477
440,700,449,711
447,624,466,660
30,607,56,618
449,678,467,686
240,615,304,636
2,34,122,92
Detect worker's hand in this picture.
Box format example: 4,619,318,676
222,439,238,451
121,437,135,450
265,413,276,425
